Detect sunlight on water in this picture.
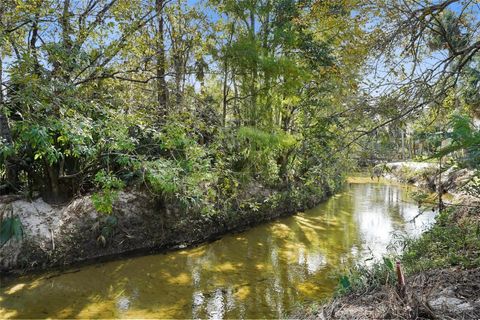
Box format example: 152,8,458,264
0,181,435,319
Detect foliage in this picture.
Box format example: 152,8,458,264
0,215,23,247
0,0,368,224
336,256,397,296
92,170,125,214
437,115,480,169
402,207,480,272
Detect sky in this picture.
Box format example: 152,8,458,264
361,0,480,98
3,0,480,98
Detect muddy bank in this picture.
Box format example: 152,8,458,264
300,267,480,319
0,186,326,275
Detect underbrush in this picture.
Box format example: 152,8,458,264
335,257,398,297
402,205,480,272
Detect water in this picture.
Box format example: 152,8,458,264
0,179,436,319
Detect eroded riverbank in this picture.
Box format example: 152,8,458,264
0,181,434,319
0,184,327,275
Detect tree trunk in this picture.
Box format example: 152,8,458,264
222,60,229,127
45,163,62,203
170,19,185,109
0,47,19,192
401,129,405,160
156,0,168,118
30,12,41,75
249,9,257,126
174,54,183,107
232,72,241,125
58,0,74,82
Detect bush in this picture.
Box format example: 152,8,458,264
336,257,397,296
402,206,480,271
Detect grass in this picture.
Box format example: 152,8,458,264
334,257,398,296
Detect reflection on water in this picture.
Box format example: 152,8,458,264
0,181,435,319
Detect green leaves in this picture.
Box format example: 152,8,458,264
383,257,394,271
92,170,125,214
0,0,364,214
336,255,399,295
0,216,24,247
145,159,182,196
402,207,480,271
435,114,480,169
237,126,297,150
144,148,215,210
339,275,351,290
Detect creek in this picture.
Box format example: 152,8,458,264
0,178,436,319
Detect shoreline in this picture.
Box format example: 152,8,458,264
0,184,333,278
295,162,480,319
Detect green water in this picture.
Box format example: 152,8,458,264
0,180,435,319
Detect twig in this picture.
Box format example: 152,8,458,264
396,261,406,299
50,228,55,251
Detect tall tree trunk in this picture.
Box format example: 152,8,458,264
222,60,229,127
232,72,241,125
156,0,168,118
45,162,62,203
30,11,41,75
249,9,257,126
174,54,183,107
222,24,235,127
262,1,273,125
39,0,71,202
181,57,188,102
0,53,18,192
59,0,74,82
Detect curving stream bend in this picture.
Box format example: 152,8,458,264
0,179,436,319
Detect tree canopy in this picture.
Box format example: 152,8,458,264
0,0,479,212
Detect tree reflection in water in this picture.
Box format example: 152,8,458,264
0,181,436,319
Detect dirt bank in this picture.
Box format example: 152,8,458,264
301,267,480,319
0,186,326,275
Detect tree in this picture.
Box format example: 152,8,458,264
0,0,22,191
0,0,370,212
156,0,168,117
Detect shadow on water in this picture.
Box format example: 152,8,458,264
0,181,436,319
